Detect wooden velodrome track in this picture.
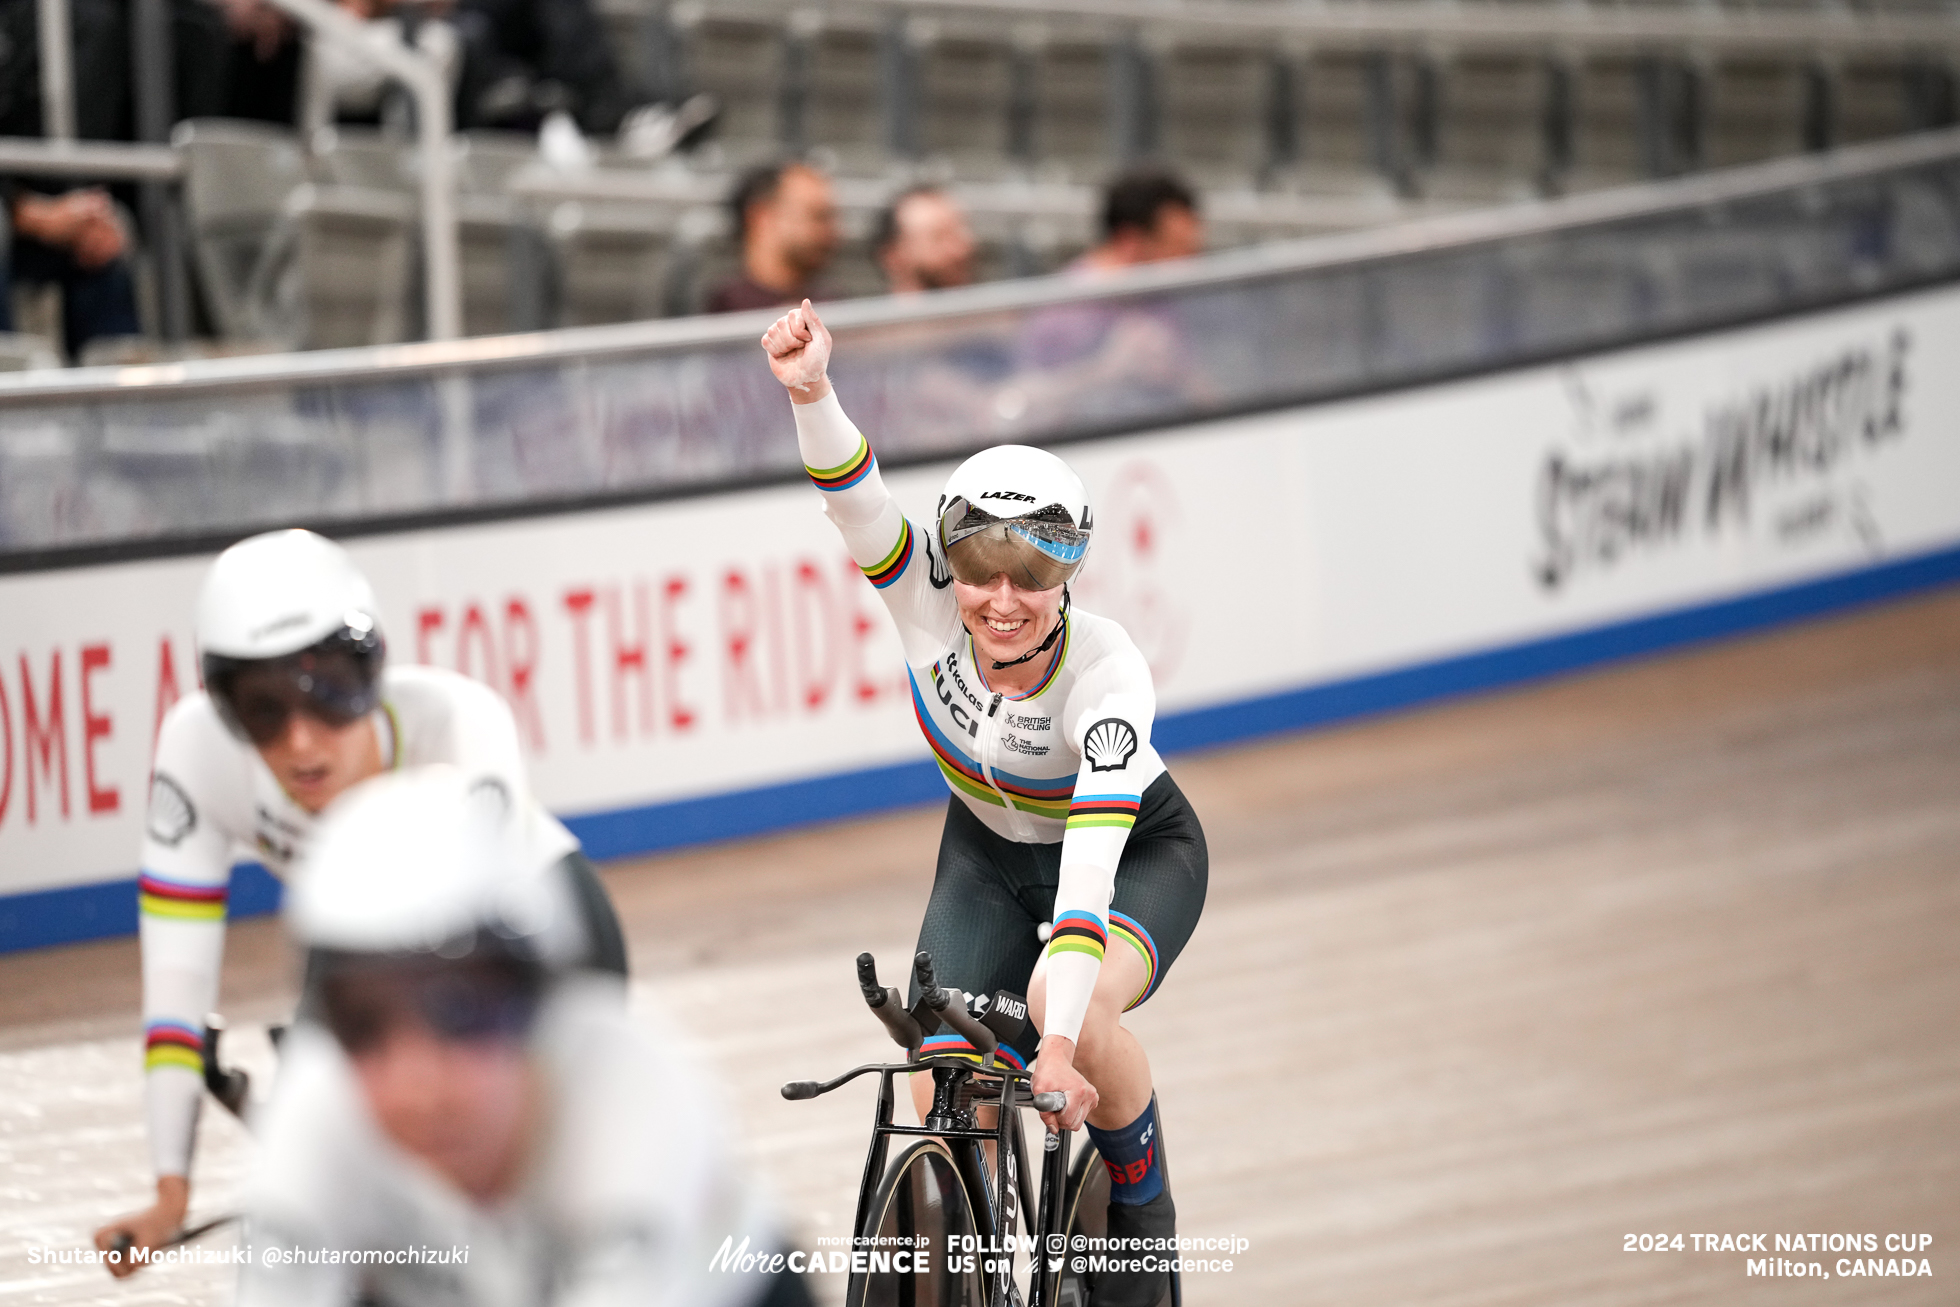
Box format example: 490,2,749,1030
2,588,1955,1306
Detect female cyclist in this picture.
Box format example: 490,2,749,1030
763,301,1206,1307
94,529,626,1273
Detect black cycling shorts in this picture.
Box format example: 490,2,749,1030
909,772,1207,1069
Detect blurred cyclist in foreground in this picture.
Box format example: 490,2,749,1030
238,766,808,1307
95,529,626,1274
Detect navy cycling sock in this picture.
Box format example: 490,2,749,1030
1085,1098,1164,1206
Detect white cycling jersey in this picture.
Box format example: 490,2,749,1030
795,392,1167,1046
139,665,579,1178
236,980,776,1307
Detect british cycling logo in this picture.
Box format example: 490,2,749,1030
1084,719,1137,771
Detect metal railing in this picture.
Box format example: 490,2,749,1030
2,125,1958,564
666,0,1960,58
12,0,458,344
266,0,461,340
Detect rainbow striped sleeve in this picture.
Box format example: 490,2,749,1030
1066,792,1140,833
861,519,914,589
144,1020,204,1074
1048,910,1107,964
805,433,875,493
138,872,227,922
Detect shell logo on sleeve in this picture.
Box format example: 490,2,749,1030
1084,718,1139,772
145,774,198,847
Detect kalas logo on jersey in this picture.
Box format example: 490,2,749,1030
1084,718,1138,772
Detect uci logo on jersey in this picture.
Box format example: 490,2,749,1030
931,664,982,738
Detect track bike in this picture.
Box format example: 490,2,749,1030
783,951,1178,1307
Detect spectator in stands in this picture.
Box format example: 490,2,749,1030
202,0,305,125
706,162,840,314
448,0,640,135
1077,166,1205,273
312,0,639,135
0,186,142,361
0,0,144,359
875,186,977,294
1009,166,1211,423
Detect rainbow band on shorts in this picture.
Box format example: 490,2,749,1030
138,872,227,922
918,1033,1029,1072
805,434,875,493
1047,910,1107,964
1109,910,1161,1010
144,1021,205,1074
862,521,914,589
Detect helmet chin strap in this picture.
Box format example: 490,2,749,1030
987,587,1071,671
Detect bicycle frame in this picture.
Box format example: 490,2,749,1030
792,1055,1072,1307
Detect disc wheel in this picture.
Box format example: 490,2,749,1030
845,1139,987,1307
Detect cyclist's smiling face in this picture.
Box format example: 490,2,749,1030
954,573,1064,667
256,710,384,814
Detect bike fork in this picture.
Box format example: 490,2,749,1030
1029,1124,1069,1307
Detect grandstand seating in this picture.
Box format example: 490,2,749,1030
0,332,61,371
6,0,1953,356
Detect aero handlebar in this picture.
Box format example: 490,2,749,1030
912,951,1000,1067
857,953,925,1054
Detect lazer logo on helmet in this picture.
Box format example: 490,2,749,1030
980,490,1036,502
249,612,312,642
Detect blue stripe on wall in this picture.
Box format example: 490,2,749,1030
5,541,1958,955
0,863,283,954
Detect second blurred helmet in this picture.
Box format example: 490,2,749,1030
290,765,559,959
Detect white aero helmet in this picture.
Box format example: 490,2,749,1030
196,530,386,745
936,445,1093,591
289,766,558,957
291,767,565,1051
